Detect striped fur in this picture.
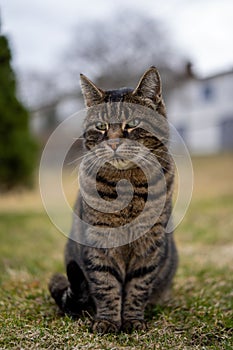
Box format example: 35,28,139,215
49,67,178,333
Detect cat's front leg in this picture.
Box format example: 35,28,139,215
83,250,123,333
90,273,122,333
122,277,149,332
122,257,161,333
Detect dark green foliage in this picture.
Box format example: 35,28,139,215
0,34,37,191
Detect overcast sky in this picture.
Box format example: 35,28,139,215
1,0,233,77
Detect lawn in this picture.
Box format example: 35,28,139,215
0,153,232,349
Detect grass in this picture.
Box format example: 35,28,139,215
0,153,233,349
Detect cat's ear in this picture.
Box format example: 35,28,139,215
80,74,104,107
132,66,162,101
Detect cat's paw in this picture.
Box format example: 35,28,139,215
92,319,120,334
122,319,147,333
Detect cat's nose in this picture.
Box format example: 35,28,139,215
107,138,121,151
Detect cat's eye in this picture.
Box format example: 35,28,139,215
95,122,108,131
125,119,140,129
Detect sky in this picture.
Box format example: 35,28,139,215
1,0,233,77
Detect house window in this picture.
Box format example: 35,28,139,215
202,84,214,101
220,118,233,150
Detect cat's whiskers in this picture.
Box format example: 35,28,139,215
67,152,88,167
83,149,112,178
155,147,184,158
134,153,165,177
84,156,103,178
147,149,172,165
145,151,175,176
134,149,175,178
69,153,98,184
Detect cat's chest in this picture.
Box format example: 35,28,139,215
86,172,146,217
82,191,146,225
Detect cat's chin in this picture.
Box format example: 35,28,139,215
108,159,136,170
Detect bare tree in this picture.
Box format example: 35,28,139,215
18,10,188,135
63,10,186,94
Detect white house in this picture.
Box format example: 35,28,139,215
167,69,233,154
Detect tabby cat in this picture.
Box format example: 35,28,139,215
49,67,178,333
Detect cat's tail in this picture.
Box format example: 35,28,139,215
48,271,93,317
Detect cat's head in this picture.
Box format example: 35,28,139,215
80,66,166,116
80,67,169,171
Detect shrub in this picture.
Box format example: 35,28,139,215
0,34,38,191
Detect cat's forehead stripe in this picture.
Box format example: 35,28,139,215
95,103,129,122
